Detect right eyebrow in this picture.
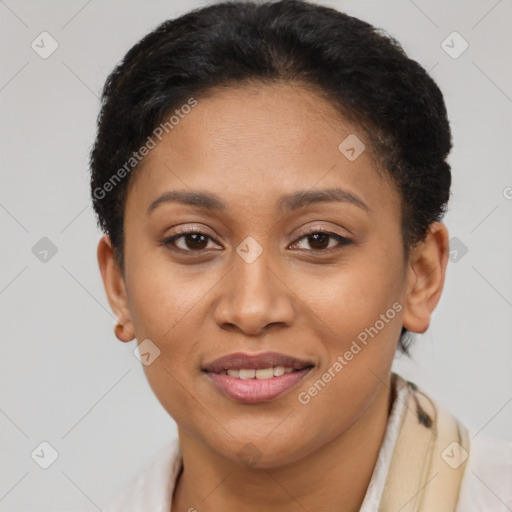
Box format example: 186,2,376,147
147,190,226,215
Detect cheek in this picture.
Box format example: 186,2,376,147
291,284,401,450
125,251,211,339
128,282,206,431
124,256,221,415
288,253,404,346
286,249,404,406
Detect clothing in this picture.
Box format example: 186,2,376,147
104,373,512,511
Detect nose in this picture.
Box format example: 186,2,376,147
212,248,295,336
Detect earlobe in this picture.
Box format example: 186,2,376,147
114,321,134,343
401,222,450,334
97,234,135,341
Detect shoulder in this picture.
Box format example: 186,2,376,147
103,438,182,512
457,429,512,511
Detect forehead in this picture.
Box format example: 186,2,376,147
126,83,400,222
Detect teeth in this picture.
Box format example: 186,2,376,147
273,366,285,377
222,366,297,379
239,369,256,379
255,368,274,379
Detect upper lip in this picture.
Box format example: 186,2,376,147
202,351,315,373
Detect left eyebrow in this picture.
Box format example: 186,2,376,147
277,187,370,213
146,186,370,216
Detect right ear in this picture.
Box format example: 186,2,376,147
97,234,135,341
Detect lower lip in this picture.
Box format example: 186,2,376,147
204,368,313,404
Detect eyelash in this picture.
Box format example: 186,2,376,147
161,227,352,254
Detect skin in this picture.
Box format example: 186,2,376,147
98,83,449,512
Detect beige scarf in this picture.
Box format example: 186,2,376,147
379,374,470,512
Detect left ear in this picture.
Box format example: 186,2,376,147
401,222,450,334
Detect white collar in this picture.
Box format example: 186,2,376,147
359,374,410,511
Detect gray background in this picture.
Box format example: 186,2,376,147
0,0,511,509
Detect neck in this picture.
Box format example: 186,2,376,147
172,377,393,512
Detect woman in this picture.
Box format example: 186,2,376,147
90,0,512,510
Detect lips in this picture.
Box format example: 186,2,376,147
202,351,315,373
202,351,315,403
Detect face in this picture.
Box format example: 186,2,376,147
99,83,447,468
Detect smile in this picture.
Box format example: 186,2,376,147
204,366,313,403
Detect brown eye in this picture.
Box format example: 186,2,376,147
292,230,351,252
178,233,209,250
306,232,330,250
163,229,221,253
